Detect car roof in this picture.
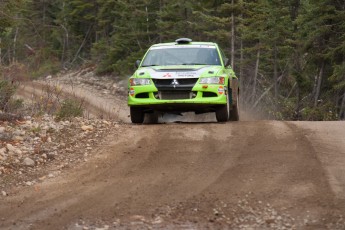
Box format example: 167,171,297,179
151,41,217,48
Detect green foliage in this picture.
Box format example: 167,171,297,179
267,99,297,121
30,58,61,79
0,80,17,111
92,0,161,74
301,104,338,121
56,98,84,120
30,126,42,134
1,0,345,120
330,64,345,90
6,98,24,113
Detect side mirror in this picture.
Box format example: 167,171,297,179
223,58,231,67
135,60,141,68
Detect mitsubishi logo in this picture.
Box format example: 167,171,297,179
163,73,172,78
171,79,179,88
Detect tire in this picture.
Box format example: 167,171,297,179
229,103,239,121
144,111,159,124
130,107,144,123
216,93,229,122
229,79,240,121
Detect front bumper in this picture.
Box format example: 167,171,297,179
128,83,227,112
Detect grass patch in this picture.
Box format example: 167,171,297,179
56,98,84,120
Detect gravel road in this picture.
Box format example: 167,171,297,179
1,73,345,229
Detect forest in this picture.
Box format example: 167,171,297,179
0,0,345,120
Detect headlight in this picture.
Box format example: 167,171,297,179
199,77,225,84
129,78,151,86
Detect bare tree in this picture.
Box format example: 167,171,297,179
314,61,324,107
231,0,235,68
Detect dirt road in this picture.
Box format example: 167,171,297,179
1,79,345,229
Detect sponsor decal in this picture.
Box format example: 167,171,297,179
218,86,224,95
177,72,197,77
163,73,172,78
129,87,135,96
146,66,214,79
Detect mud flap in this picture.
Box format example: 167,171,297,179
229,78,239,121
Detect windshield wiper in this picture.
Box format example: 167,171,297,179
141,64,158,67
181,63,206,65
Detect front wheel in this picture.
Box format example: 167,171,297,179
229,81,240,121
229,103,239,121
130,107,144,123
229,92,239,121
216,93,230,122
144,111,159,124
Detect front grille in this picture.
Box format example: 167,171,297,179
153,78,198,86
153,78,198,91
158,91,193,100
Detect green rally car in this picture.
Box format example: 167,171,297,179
128,38,239,123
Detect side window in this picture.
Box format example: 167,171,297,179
219,48,229,66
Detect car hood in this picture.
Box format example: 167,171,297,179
135,65,224,79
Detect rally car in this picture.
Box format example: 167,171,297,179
128,38,239,123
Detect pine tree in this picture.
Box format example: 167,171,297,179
92,0,160,74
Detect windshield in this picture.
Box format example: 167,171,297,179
141,46,221,67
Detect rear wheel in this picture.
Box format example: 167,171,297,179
130,107,144,123
216,93,229,122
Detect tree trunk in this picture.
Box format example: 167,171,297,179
339,92,345,120
231,0,235,68
239,39,243,78
7,46,11,64
12,27,19,63
238,0,243,107
61,1,69,66
311,73,318,100
43,0,46,41
252,84,274,109
159,0,162,43
290,0,301,119
0,38,2,67
71,25,93,65
60,24,69,67
239,38,243,106
239,18,243,78
273,43,278,98
314,61,324,107
293,52,302,120
146,6,150,43
252,47,260,103
295,84,301,120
